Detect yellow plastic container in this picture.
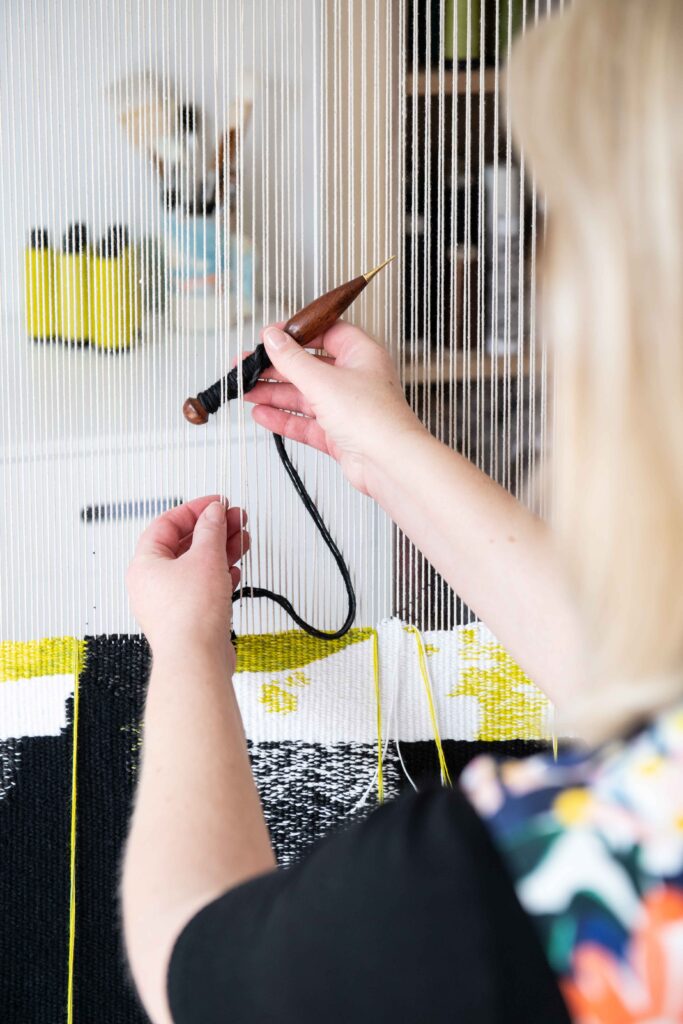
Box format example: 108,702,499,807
25,229,56,340
57,224,90,344
92,226,141,351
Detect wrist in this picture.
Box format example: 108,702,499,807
149,636,235,678
364,419,433,502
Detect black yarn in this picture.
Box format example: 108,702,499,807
233,435,356,641
198,344,272,414
211,353,356,641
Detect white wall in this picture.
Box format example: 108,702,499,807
0,0,323,317
0,0,394,640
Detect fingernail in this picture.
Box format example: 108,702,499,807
264,326,287,351
205,502,226,523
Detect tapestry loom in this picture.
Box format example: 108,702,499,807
0,1,558,1019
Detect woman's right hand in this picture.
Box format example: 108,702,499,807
245,320,425,496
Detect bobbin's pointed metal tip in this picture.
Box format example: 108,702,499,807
362,254,397,283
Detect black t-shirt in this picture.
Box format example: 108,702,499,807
168,787,571,1023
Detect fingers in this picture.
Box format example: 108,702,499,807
226,528,249,566
135,495,221,559
225,506,247,535
189,501,229,558
176,511,248,559
234,350,334,382
243,380,313,416
251,405,330,455
313,319,375,359
261,326,334,394
190,503,250,560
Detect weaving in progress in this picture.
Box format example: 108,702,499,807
0,1,558,1020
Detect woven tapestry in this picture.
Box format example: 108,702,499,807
0,624,549,1022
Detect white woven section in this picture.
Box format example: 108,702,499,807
235,618,552,743
0,674,75,741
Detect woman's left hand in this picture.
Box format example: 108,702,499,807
126,496,249,662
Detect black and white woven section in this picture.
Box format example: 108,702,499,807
0,633,548,1023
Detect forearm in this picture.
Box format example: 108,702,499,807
122,642,275,1023
368,428,585,708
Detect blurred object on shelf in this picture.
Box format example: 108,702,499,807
403,203,429,345
109,69,256,333
109,71,175,171
225,231,257,321
444,0,482,67
450,245,479,350
403,169,481,351
165,94,256,332
26,222,142,350
25,228,56,341
57,223,90,345
92,225,141,351
162,103,214,215
166,213,258,332
166,211,219,331
484,163,521,355
210,97,254,215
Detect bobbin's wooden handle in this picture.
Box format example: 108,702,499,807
283,275,367,346
182,257,395,424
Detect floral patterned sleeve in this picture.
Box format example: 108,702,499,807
460,702,683,1023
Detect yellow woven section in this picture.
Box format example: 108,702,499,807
235,627,374,674
448,627,550,741
0,637,85,681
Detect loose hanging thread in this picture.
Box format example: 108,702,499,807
184,258,395,641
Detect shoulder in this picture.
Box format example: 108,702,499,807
460,746,594,828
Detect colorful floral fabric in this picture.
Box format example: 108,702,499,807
461,701,683,1023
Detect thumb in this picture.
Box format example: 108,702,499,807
190,501,228,559
263,325,331,392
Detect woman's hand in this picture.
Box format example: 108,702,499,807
245,320,425,496
126,497,249,662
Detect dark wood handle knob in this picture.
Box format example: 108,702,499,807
183,397,209,425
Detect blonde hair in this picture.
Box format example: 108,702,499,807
507,0,683,743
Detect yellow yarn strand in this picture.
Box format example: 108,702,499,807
405,626,452,786
66,649,82,1024
0,635,85,1021
372,629,384,803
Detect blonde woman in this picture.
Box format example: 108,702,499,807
122,2,683,1022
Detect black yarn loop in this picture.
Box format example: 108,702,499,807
231,434,356,641
199,344,356,639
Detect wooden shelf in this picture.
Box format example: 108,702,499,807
403,352,535,385
406,67,498,98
